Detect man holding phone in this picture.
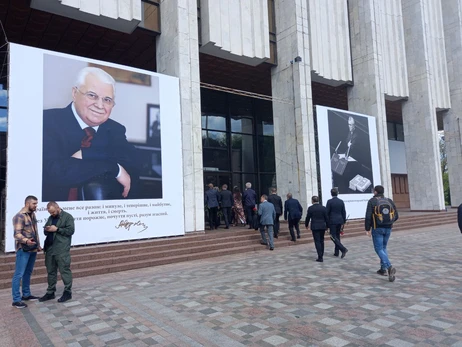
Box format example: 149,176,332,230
11,195,42,308
39,201,75,303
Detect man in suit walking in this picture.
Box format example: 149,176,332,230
42,67,142,202
326,188,348,258
458,203,462,233
284,193,303,242
243,182,257,229
267,187,283,238
205,183,221,230
219,184,233,229
258,194,276,250
305,196,329,262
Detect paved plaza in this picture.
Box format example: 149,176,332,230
1,224,462,347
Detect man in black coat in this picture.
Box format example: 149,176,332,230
205,184,221,230
243,182,257,229
267,188,283,238
284,193,303,242
326,188,348,258
458,203,462,233
305,196,329,262
219,184,233,229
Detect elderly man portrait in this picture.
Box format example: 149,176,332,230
42,66,140,201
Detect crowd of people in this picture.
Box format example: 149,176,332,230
205,182,399,282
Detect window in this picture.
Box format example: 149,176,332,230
139,0,160,33
387,122,404,142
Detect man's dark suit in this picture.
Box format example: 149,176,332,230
42,104,140,201
326,196,348,256
284,198,303,241
268,193,283,237
219,189,233,229
305,203,329,261
243,188,257,229
458,203,462,233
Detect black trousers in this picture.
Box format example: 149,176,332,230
221,207,231,228
312,229,325,260
274,213,281,236
208,207,218,230
329,224,347,255
288,218,301,241
245,206,254,227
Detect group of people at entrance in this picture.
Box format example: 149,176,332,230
206,182,399,282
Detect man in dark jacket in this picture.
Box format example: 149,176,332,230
219,184,233,229
205,183,221,230
458,203,462,233
284,193,303,241
326,188,348,258
243,182,257,229
39,201,75,303
267,188,283,238
305,196,329,262
365,185,399,282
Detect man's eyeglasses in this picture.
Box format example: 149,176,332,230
75,87,115,107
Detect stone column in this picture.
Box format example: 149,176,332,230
157,0,205,231
271,0,318,209
442,0,462,207
347,0,393,198
401,0,446,210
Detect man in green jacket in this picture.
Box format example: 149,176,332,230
39,201,75,303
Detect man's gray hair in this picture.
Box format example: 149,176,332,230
75,67,116,97
245,182,252,189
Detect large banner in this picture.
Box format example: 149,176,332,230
5,43,184,252
316,106,381,219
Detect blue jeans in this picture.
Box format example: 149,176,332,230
12,249,37,302
260,225,274,248
371,228,392,270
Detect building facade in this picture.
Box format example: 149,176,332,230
0,0,461,238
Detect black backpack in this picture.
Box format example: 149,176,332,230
373,197,396,228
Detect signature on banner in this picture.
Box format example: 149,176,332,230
115,220,148,233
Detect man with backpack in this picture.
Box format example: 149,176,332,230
365,185,399,282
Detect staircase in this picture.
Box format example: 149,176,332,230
0,210,456,289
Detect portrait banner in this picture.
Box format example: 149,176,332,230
5,43,185,252
316,106,381,219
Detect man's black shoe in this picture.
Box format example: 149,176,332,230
58,292,72,303
274,235,278,238
260,241,267,245
12,301,27,309
333,253,339,257
297,235,301,239
388,266,396,282
316,258,323,262
341,249,348,259
22,295,39,301
39,293,55,302
377,269,387,276
269,247,274,251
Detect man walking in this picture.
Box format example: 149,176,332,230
267,188,283,238
305,196,329,262
243,182,257,229
365,185,399,282
219,184,233,229
39,201,75,303
284,193,303,241
205,183,220,230
11,195,42,308
258,195,276,250
326,188,348,258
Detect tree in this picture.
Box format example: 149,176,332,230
440,134,450,206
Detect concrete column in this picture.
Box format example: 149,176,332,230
157,0,205,231
442,0,462,207
347,0,393,198
271,0,318,209
401,0,445,210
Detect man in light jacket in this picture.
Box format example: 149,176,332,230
258,194,276,250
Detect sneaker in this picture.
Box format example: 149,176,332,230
22,295,39,301
12,301,27,309
58,292,72,303
388,266,396,282
39,293,56,302
376,269,387,276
